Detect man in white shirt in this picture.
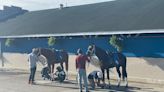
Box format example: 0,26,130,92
28,48,39,84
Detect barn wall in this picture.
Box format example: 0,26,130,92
0,33,164,84
1,33,164,58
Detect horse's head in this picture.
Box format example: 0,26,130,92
33,48,41,56
86,45,96,57
86,45,102,67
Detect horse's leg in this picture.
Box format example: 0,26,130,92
122,65,128,87
116,66,121,87
51,64,55,73
101,68,105,88
60,62,64,70
106,68,111,88
47,64,52,80
51,64,55,81
48,64,51,73
65,59,69,80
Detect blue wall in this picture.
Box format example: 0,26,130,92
1,34,164,58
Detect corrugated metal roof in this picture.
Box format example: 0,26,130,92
0,0,164,38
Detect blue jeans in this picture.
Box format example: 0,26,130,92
77,69,89,92
29,67,36,82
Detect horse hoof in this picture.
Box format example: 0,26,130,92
117,85,120,88
101,86,105,89
108,85,111,89
125,84,128,88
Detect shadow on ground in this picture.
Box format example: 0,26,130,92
34,80,155,92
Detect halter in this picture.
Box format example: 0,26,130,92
38,48,41,56
87,45,96,56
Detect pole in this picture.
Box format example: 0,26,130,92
65,0,67,7
0,41,4,67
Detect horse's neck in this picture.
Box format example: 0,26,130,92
95,47,107,57
38,55,48,67
42,48,54,56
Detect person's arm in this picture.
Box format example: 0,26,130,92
75,57,78,70
85,55,90,68
86,55,90,63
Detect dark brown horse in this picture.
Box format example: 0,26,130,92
86,45,128,88
36,48,69,79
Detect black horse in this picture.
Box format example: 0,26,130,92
36,48,69,79
86,45,128,87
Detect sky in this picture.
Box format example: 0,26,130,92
0,0,113,11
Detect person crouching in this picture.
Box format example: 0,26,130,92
41,67,51,80
88,71,103,89
54,66,66,82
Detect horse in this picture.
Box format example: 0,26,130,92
86,45,128,88
35,48,69,79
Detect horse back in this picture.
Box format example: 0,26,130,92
54,50,68,63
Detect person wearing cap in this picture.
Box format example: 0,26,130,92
75,48,90,92
88,71,103,89
28,48,39,84
54,66,66,82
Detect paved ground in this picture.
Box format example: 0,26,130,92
0,68,164,92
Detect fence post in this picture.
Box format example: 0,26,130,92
0,41,4,67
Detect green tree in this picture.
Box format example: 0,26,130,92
48,37,56,46
109,35,123,52
5,38,15,47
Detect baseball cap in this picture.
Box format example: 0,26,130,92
97,71,103,79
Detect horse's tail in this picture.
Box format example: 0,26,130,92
122,53,127,67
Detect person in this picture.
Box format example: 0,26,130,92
75,48,90,92
38,54,51,80
88,71,103,89
41,66,51,80
54,66,66,82
28,48,39,84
